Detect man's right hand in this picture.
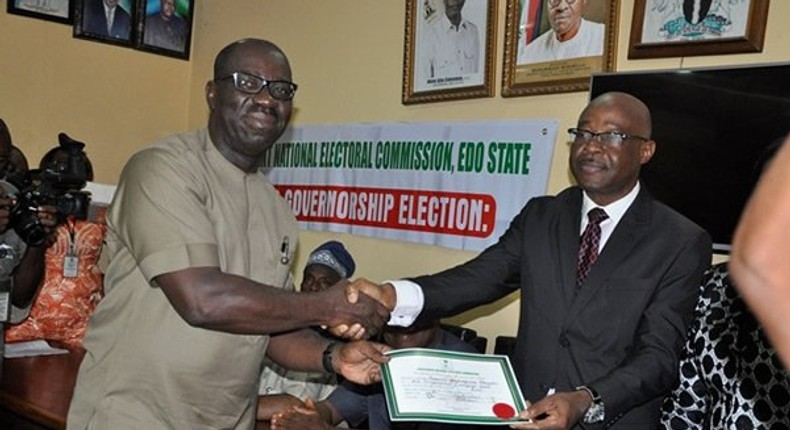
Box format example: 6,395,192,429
326,278,397,339
346,278,396,309
319,279,390,339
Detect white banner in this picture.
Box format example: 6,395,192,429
264,120,558,252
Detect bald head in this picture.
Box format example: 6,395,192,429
213,38,290,79
205,38,294,173
585,92,652,139
571,91,656,206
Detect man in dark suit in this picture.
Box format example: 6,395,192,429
345,92,712,429
82,0,131,40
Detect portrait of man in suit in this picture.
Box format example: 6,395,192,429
142,0,190,53
80,0,132,41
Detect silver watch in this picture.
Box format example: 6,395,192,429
576,385,605,424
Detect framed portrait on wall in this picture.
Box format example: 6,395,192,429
501,0,619,97
73,0,137,47
7,0,73,24
136,0,195,60
628,0,769,59
402,0,498,104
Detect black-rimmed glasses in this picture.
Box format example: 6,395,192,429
568,128,649,148
215,71,298,101
548,0,577,6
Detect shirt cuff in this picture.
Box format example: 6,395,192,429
386,279,424,327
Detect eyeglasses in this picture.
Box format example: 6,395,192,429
568,128,649,148
548,0,577,6
215,71,298,101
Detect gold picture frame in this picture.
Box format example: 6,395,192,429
402,0,498,105
628,0,769,59
501,0,619,97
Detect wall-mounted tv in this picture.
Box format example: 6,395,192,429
590,63,790,254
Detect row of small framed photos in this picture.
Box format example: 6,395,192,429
7,0,194,60
403,0,769,104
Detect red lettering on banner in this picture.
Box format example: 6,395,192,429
276,185,496,238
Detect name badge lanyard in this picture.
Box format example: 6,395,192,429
63,217,79,278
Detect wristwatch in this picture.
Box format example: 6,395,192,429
322,342,337,375
575,385,605,424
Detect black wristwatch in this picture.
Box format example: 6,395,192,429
575,385,605,424
322,342,337,375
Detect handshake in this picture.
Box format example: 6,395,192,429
320,278,398,340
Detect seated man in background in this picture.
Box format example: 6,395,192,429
0,119,57,327
257,240,357,421
659,262,790,428
269,319,478,430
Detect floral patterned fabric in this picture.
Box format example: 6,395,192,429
5,219,106,347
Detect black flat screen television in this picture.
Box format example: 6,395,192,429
590,63,790,253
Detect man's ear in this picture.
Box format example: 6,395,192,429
205,81,217,110
639,139,656,165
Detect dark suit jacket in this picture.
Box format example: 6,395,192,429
414,186,711,429
82,0,131,40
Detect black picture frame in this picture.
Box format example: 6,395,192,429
7,0,73,25
135,0,194,60
73,0,137,48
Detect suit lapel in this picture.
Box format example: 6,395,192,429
557,189,584,304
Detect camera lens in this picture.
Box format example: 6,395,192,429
12,215,48,246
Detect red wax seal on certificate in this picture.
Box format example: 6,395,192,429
492,402,516,419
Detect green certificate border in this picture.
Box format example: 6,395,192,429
381,348,528,425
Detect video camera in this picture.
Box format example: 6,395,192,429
1,133,92,246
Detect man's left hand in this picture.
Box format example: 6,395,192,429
34,205,59,246
334,340,391,385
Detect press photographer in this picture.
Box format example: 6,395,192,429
5,132,105,351
4,133,92,247
0,119,57,340
0,126,90,331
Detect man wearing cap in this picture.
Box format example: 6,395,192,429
257,241,356,421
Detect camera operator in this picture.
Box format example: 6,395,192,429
5,139,103,348
0,120,58,326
